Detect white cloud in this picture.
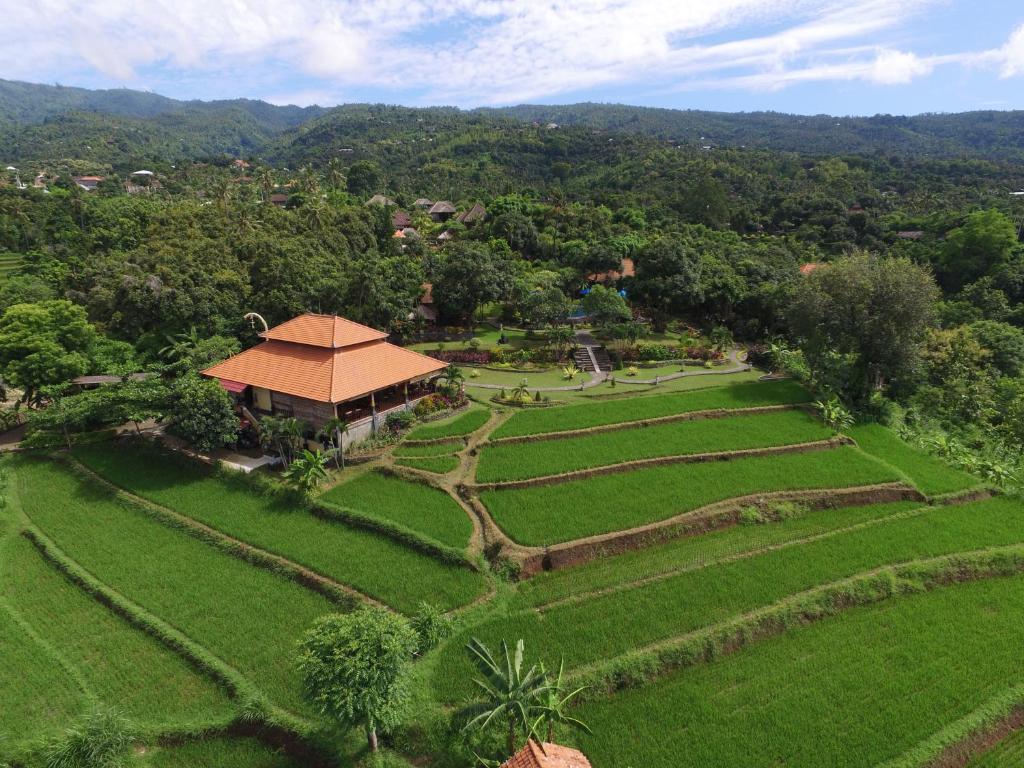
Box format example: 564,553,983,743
0,0,1010,105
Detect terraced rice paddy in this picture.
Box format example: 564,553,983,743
476,408,832,482
143,737,303,768
491,379,811,438
404,407,490,440
394,454,461,474
75,444,486,611
573,575,1024,768
967,730,1024,767
849,423,980,496
319,470,472,549
432,496,1024,704
481,445,902,545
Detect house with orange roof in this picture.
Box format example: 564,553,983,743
501,740,591,768
203,313,446,441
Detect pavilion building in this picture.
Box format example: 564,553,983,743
203,313,446,443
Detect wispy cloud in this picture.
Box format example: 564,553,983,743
1,1,1022,106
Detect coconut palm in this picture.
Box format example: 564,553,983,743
440,364,465,396
158,326,202,362
464,638,550,757
283,449,330,494
531,660,591,743
318,417,349,469
511,379,530,403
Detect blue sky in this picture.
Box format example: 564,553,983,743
3,1,1024,115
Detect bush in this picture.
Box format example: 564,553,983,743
385,410,416,433
166,374,238,452
634,343,677,361
413,394,463,417
43,707,134,768
410,602,455,655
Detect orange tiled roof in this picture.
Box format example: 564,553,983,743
799,262,823,275
588,257,635,283
260,313,388,348
502,741,591,768
203,337,446,404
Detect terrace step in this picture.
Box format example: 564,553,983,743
573,344,614,373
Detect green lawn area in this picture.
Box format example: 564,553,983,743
967,730,1024,767
480,445,900,545
0,535,234,733
432,496,1024,705
555,369,764,401
319,471,472,549
573,575,1024,768
476,409,832,483
491,379,811,438
405,408,491,440
395,455,461,475
407,326,546,352
74,443,486,612
849,423,981,496
143,737,303,768
515,500,923,609
0,600,84,750
14,455,332,717
465,366,578,389
613,363,692,379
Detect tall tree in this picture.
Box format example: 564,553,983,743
429,243,512,326
941,210,1019,290
297,608,418,752
630,236,703,331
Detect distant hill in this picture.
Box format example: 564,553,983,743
2,79,1024,166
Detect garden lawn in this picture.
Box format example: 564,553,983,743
320,471,472,549
432,496,1024,704
0,535,234,730
614,364,690,380
967,730,1024,767
574,575,1024,768
395,455,460,475
476,409,832,482
515,500,923,609
480,445,900,545
75,444,485,611
0,601,83,749
492,379,810,438
144,737,303,768
15,455,338,716
849,423,981,496
407,326,544,352
405,408,490,440
465,367,576,389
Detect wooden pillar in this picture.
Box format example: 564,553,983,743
404,382,410,410
370,391,378,433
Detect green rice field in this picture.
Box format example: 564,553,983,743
394,454,461,474
404,407,491,440
75,444,486,611
476,408,832,482
320,470,472,549
481,444,902,545
491,379,811,438
967,730,1024,767
849,423,981,496
574,575,1024,768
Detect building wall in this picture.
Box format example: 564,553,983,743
269,391,335,429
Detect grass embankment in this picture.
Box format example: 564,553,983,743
0,602,84,748
143,736,302,768
320,471,472,549
849,423,981,496
480,445,901,545
15,456,337,717
492,379,810,438
394,455,461,475
515,500,923,609
573,575,1024,768
432,496,1024,704
75,444,486,612
1,535,234,732
967,730,1024,767
394,442,465,457
476,409,832,483
404,408,490,441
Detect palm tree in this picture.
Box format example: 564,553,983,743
464,638,550,757
283,449,330,494
259,416,305,469
326,157,346,192
158,326,202,363
256,168,275,203
531,660,591,743
440,364,465,397
511,379,530,404
318,417,349,469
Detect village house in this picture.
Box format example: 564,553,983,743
429,200,457,222
366,193,396,207
392,210,413,229
72,175,104,191
501,741,591,768
413,197,433,209
203,313,446,446
416,283,438,323
455,201,487,225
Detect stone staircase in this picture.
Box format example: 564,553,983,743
573,345,614,373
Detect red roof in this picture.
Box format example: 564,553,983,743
203,314,445,404
502,741,591,768
799,262,823,275
588,257,635,283
260,313,387,349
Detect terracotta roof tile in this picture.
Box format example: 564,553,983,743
502,741,591,768
261,314,387,348
203,338,446,404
